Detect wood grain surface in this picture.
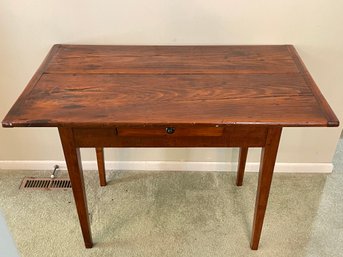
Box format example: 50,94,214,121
2,45,339,128
3,44,338,250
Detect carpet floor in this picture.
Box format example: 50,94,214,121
0,137,342,257
0,168,343,257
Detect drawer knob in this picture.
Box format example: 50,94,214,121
166,127,175,134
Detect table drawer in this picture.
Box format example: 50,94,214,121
73,126,267,147
117,126,224,137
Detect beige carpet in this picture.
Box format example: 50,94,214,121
0,170,342,257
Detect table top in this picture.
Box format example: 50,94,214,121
2,45,339,128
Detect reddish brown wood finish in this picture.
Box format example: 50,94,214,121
117,126,224,137
287,46,339,126
58,127,93,248
1,45,339,250
45,45,299,75
236,147,248,186
72,126,267,147
251,127,282,250
2,45,339,128
95,148,106,186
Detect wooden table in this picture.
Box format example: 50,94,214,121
2,45,339,250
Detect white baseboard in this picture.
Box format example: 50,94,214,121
0,160,333,173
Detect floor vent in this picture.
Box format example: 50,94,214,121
20,177,71,190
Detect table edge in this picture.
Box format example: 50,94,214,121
1,44,340,128
1,121,338,128
287,45,339,127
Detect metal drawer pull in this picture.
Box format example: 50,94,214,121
166,127,175,134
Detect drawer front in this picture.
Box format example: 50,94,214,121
73,126,268,147
117,126,224,137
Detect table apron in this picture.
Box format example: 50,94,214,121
72,126,269,147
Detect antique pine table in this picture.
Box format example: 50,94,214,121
2,45,339,250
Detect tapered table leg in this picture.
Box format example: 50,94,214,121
59,127,93,248
250,127,282,250
96,147,107,186
236,147,248,186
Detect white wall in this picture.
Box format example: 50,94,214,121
0,0,342,166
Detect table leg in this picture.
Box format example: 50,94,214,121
95,148,107,186
236,147,248,186
59,128,93,248
250,127,282,250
